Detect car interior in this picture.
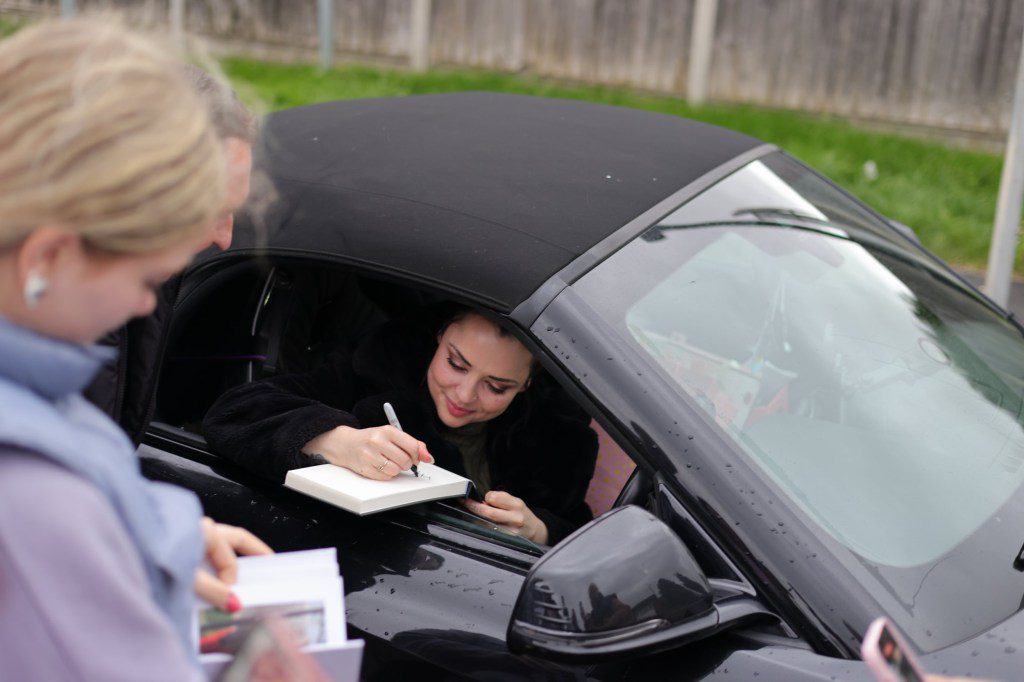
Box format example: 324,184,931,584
152,256,736,574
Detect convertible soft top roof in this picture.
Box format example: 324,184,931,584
231,92,762,312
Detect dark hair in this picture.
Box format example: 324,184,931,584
431,304,568,449
183,64,257,143
438,306,541,380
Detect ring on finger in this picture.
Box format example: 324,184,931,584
375,460,387,472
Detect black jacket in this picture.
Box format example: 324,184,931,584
84,275,182,447
203,313,598,544
84,265,387,446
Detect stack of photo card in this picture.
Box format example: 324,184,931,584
196,548,364,681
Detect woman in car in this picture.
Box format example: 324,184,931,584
0,20,269,680
204,305,599,545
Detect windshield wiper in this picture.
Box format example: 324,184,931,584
645,218,847,242
732,207,831,224
643,218,1009,321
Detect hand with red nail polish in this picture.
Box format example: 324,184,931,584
194,517,272,610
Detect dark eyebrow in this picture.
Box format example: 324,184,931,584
448,343,520,386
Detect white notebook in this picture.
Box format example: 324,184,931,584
284,461,473,515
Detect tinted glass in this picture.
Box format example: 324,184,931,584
573,152,1024,649
421,502,546,555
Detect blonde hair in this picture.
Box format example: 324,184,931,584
0,18,226,253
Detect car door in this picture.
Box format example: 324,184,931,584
140,253,872,680
140,255,634,679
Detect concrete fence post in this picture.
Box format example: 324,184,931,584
318,0,334,71
687,0,718,105
985,23,1024,307
410,0,432,72
170,0,185,47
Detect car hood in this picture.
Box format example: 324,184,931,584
922,606,1024,678
706,610,1024,681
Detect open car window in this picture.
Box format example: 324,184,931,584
155,259,631,557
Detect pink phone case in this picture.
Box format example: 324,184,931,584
861,617,928,682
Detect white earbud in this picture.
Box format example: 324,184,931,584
23,271,49,308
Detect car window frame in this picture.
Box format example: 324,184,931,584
151,254,627,562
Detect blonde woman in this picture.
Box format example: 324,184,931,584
0,19,267,680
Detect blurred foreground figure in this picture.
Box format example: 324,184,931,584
0,18,264,681
84,63,257,446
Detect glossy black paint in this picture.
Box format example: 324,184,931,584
140,435,880,680
139,439,541,679
131,93,1024,678
136,243,1024,679
509,506,716,661
140,345,883,680
530,288,873,658
922,608,1024,679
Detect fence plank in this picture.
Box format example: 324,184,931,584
409,0,430,70
5,0,1024,137
687,0,716,104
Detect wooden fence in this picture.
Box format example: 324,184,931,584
3,0,1022,137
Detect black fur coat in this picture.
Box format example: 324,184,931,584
203,312,598,544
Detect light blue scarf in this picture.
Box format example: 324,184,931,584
0,316,203,658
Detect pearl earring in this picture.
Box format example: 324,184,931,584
23,271,49,308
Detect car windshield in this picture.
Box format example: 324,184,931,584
573,152,1024,649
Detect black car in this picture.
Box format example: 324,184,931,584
143,92,1024,680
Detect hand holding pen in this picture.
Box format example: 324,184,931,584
384,402,420,477
299,403,433,481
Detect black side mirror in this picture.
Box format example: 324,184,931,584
508,505,754,662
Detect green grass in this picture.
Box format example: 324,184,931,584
223,57,1009,273
0,16,24,37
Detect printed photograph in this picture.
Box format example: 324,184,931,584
199,601,326,655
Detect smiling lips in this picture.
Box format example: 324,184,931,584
445,396,473,418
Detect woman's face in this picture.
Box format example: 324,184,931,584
426,314,534,428
16,228,211,344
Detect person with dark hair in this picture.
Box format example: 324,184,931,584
181,62,258,253
85,63,256,446
204,306,598,545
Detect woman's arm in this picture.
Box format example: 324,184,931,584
204,348,432,482
203,348,365,482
